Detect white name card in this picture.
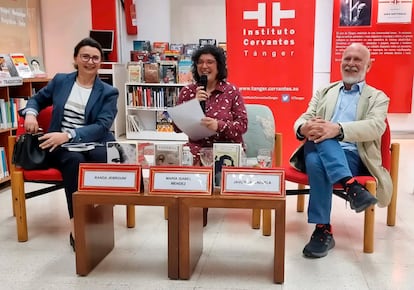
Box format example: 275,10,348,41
78,163,141,193
221,167,285,197
149,166,212,195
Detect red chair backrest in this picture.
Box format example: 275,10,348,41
16,106,53,137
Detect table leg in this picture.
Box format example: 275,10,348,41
179,204,203,279
273,202,286,284
167,202,179,279
74,203,114,276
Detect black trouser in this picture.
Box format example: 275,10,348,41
48,146,107,218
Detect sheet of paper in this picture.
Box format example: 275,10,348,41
167,98,216,141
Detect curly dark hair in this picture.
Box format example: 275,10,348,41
191,45,227,83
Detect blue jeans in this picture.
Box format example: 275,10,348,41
304,139,370,224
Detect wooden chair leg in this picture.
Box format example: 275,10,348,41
363,180,376,253
126,205,135,228
164,206,168,220
387,143,400,226
262,209,271,236
252,209,260,229
11,171,28,242
296,184,306,212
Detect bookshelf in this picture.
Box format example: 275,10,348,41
98,63,128,138
0,78,49,185
125,82,188,141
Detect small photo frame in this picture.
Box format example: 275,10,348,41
149,166,213,195
221,167,285,197
78,163,142,193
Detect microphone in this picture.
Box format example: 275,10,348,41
199,75,208,113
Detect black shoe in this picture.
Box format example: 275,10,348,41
345,180,377,213
303,224,335,258
69,233,75,252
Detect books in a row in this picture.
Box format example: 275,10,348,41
127,60,193,84
0,98,27,129
126,111,174,133
126,86,180,108
0,53,47,79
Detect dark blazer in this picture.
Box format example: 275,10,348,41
25,71,118,143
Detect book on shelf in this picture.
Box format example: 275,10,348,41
156,110,174,132
199,38,217,47
106,141,139,164
0,54,19,78
160,60,177,84
178,59,193,84
143,62,160,83
183,44,199,58
169,43,185,55
130,50,150,62
154,143,182,166
133,40,151,51
213,143,243,187
26,56,47,78
9,53,34,78
152,41,169,54
137,142,155,168
0,147,9,178
0,99,8,128
127,114,144,132
127,61,142,83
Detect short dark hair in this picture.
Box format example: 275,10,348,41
73,37,103,59
191,45,227,82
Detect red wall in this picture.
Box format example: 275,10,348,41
90,0,118,62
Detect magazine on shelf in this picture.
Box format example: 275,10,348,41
213,143,242,187
106,141,138,164
26,56,47,78
156,110,174,132
178,59,193,84
0,54,19,78
127,61,142,83
152,41,169,54
160,60,177,84
9,53,34,78
154,143,182,166
133,40,151,51
143,62,160,83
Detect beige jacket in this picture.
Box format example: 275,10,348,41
290,81,392,207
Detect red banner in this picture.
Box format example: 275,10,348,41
331,0,414,113
226,0,316,164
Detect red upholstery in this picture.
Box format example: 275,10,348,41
15,106,63,182
285,119,391,188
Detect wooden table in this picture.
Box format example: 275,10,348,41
178,193,286,284
73,191,179,279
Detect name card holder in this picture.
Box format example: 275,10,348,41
221,167,285,197
149,166,213,195
78,163,142,193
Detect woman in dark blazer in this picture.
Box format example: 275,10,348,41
22,38,118,251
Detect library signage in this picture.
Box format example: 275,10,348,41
78,163,141,193
149,166,213,195
221,167,285,197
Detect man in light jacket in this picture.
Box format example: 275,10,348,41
290,43,392,258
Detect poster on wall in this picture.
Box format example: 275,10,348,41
225,0,316,164
331,0,414,113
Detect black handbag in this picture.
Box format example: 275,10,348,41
12,133,49,170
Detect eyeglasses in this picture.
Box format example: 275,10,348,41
79,54,101,64
197,59,216,66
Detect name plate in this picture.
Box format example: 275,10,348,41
78,163,141,193
149,166,212,195
221,167,285,197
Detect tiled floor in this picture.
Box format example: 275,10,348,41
0,139,413,290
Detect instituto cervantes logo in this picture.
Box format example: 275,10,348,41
241,2,296,58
